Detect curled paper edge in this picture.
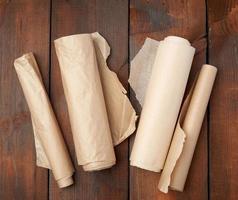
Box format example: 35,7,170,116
158,65,217,193
92,32,137,145
158,84,194,193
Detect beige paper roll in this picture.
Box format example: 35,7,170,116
54,34,116,171
14,53,74,188
130,36,195,172
158,64,217,193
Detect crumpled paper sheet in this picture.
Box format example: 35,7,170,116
14,53,74,188
130,36,195,172
54,33,137,171
158,64,217,193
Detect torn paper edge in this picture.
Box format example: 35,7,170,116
158,77,197,193
92,32,137,145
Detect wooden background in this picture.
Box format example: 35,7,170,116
0,0,238,199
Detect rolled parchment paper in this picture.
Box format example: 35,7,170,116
130,36,195,172
54,34,116,171
158,64,217,193
14,53,74,188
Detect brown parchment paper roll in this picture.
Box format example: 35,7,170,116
14,53,74,188
158,64,217,193
55,33,124,171
54,33,137,171
130,36,195,172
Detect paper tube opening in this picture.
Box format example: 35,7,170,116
83,160,116,171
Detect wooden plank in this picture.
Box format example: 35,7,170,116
0,0,50,199
129,0,208,199
49,0,129,199
208,1,238,199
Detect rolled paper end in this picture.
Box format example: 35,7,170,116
169,185,184,192
164,36,191,46
82,160,116,171
203,64,218,73
158,184,169,194
158,177,184,193
57,176,74,188
130,160,162,173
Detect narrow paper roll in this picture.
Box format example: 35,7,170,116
158,64,217,193
130,36,195,172
14,53,74,188
54,34,116,171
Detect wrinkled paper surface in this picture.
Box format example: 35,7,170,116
92,33,138,145
14,53,74,188
54,33,137,171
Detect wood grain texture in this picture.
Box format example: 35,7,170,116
208,1,238,200
129,0,208,199
0,1,238,199
0,0,50,199
49,0,129,199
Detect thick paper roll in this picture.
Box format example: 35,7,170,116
130,36,195,172
158,64,217,192
54,34,116,171
14,53,74,188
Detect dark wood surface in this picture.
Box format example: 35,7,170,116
0,0,237,199
208,1,238,199
129,1,208,200
0,0,50,199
